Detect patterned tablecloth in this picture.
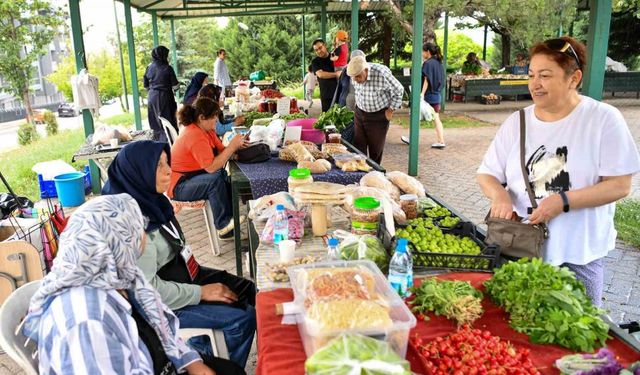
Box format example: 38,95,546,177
235,157,365,199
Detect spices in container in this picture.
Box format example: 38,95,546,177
351,197,381,235
328,133,342,144
400,194,418,220
288,168,313,193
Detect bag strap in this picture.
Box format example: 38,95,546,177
519,109,538,210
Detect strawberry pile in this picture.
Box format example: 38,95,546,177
411,326,539,375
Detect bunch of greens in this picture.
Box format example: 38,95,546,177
314,104,354,132
339,234,389,273
410,278,483,326
280,112,307,122
305,333,411,375
243,111,274,126
485,258,609,352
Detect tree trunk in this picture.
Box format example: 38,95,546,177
424,15,438,44
22,87,34,124
501,34,511,67
382,24,393,66
383,0,414,35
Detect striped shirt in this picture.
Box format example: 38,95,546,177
36,286,200,374
352,63,404,112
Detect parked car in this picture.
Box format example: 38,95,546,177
57,103,79,117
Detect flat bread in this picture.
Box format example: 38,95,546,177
292,182,348,195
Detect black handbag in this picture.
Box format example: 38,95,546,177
236,142,271,163
485,109,548,259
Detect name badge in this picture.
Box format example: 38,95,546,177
180,245,199,281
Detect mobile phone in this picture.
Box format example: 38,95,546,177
243,129,252,139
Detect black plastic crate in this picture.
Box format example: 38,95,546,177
378,214,501,272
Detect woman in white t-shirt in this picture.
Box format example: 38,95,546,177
477,36,640,306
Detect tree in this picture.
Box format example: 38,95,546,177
45,54,75,101
0,0,65,123
434,30,487,71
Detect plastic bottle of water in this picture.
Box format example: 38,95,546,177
388,238,413,298
273,204,289,251
327,238,340,260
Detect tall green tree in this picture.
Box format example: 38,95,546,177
0,0,65,122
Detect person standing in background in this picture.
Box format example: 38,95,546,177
302,65,318,108
144,45,179,143
311,39,340,112
214,49,232,89
421,43,446,149
330,30,349,73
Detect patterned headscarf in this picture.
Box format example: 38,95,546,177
23,194,183,365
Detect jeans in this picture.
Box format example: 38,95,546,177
173,170,233,230
175,302,256,368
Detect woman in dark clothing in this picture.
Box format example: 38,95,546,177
144,46,179,143
183,72,209,106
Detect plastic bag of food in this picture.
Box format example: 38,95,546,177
288,142,315,162
306,299,392,331
248,192,297,221
385,171,426,198
335,231,389,273
343,185,406,224
296,267,377,304
260,209,305,243
91,124,132,145
360,171,400,201
298,159,331,174
305,334,411,375
417,197,439,212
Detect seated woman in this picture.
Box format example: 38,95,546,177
164,96,246,239
102,140,256,368
197,83,245,136
183,72,209,106
22,194,245,375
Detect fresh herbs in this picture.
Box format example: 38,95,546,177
410,278,483,326
280,112,308,122
243,111,274,126
485,258,609,352
314,104,354,132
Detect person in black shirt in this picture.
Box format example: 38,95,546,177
311,39,339,112
144,46,179,143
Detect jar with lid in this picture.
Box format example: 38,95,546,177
288,168,313,193
400,194,418,220
351,197,381,235
328,133,342,144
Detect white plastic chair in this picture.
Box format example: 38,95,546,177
159,116,179,146
179,328,229,360
171,200,222,256
0,280,41,375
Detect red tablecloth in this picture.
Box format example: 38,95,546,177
255,272,640,375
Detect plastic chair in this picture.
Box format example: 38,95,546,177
178,328,229,360
0,280,41,375
159,116,179,146
170,200,222,257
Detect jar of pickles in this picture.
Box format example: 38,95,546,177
288,168,313,193
351,197,381,235
399,194,418,220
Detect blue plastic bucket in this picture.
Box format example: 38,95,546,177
53,172,86,207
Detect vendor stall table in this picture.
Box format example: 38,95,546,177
448,74,529,103
255,272,640,375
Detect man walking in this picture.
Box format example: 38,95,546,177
347,56,403,164
311,39,339,112
214,49,232,89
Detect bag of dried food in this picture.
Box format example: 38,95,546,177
260,209,305,243
385,171,426,198
360,171,401,201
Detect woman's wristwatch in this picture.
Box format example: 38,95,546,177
559,191,570,212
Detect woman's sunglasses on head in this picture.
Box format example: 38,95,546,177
545,38,581,68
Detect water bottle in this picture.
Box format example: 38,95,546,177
388,238,413,298
273,204,289,251
327,238,340,260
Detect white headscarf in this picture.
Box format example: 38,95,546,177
23,194,183,365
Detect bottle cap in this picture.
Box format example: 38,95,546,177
289,168,311,179
276,204,285,211
328,238,339,247
353,196,380,210
396,238,408,253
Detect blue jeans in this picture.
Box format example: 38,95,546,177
175,303,256,367
173,170,233,230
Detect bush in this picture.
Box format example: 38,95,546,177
17,123,40,146
43,110,58,136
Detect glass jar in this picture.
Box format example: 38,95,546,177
400,194,418,220
328,133,342,144
288,168,313,193
351,197,381,235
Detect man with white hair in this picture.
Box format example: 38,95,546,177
347,55,404,164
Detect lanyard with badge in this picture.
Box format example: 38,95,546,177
162,221,200,281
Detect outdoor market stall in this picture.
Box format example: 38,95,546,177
448,74,530,103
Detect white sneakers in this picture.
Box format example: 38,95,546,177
400,136,446,149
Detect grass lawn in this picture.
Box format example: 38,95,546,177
99,108,148,127
393,113,493,129
614,198,640,248
280,83,320,100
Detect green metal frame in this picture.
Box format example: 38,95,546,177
350,0,358,51
114,0,129,112
441,13,448,112
151,11,159,47
320,2,327,41
124,0,142,130
582,0,611,101
407,0,423,177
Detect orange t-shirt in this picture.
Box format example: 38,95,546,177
168,124,225,198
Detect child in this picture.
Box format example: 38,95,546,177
330,30,349,72
302,65,317,108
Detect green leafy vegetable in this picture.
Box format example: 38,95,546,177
314,104,354,132
410,278,483,325
243,111,274,126
484,258,609,352
280,112,308,122
339,235,389,273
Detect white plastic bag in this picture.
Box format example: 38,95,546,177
420,98,435,122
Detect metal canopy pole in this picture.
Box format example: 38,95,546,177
350,0,358,51
301,15,306,81
441,12,449,112
583,0,611,101
408,0,424,176
114,0,129,112
123,0,142,130
68,0,100,193
152,11,159,47
482,24,488,61
320,2,327,41
170,19,178,76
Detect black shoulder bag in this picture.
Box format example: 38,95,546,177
485,109,549,259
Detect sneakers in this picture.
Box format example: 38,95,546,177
218,215,247,240
401,136,410,145
431,142,446,149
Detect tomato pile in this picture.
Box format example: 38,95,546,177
261,89,283,99
412,326,539,375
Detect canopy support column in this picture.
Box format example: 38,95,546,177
482,24,488,61
152,11,159,48
583,0,611,101
441,12,449,112
124,0,142,130
170,19,178,77
114,0,129,112
408,0,424,176
301,15,306,81
320,2,327,41
350,0,358,51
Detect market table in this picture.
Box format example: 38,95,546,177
255,272,640,375
228,139,385,277
448,74,529,103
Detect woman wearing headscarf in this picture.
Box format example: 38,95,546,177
22,194,245,375
197,83,245,136
183,72,209,106
102,141,256,368
144,45,179,143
